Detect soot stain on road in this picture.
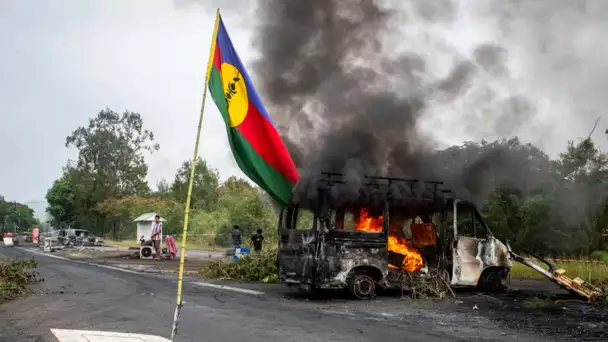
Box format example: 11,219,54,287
276,283,607,341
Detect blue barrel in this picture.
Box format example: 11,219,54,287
232,247,250,261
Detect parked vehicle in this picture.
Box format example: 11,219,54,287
39,229,104,247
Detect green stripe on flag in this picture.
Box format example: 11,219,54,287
208,67,293,206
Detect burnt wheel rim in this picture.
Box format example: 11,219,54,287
354,276,374,298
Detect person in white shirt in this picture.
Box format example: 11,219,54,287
151,215,163,260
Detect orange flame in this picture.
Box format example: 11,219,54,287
354,208,424,272
354,208,383,233
388,234,424,272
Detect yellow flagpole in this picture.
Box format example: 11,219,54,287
171,8,221,342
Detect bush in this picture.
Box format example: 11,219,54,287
200,249,278,282
590,250,608,261
0,259,41,303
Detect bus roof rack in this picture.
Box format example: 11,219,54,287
318,172,449,200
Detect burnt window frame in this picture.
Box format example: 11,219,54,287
328,204,386,234
452,200,492,239
286,205,317,232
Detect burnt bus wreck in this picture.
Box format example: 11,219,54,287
277,172,512,299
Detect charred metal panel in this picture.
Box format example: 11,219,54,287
478,238,512,268
451,236,512,286
451,237,482,286
278,229,316,285
320,234,388,289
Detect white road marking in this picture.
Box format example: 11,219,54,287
193,281,265,295
17,247,265,296
16,247,147,275
50,328,170,342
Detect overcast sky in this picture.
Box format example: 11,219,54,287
1,0,607,217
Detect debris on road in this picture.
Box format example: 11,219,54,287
200,249,277,282
392,267,454,299
0,258,41,303
509,248,603,302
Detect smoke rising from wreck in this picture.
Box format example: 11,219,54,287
252,0,545,204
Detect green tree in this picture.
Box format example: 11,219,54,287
556,135,608,252
65,108,159,197
170,157,220,211
0,196,39,233
46,174,77,225
188,176,279,247
47,108,159,234
217,176,277,237
96,196,184,239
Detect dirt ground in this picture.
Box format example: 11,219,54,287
33,245,608,341
40,244,220,274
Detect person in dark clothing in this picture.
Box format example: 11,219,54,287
251,229,264,253
231,225,242,248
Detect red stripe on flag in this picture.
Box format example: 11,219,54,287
236,104,299,184
213,41,222,71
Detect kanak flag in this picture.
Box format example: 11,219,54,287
207,15,299,207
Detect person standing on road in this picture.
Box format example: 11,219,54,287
231,225,242,249
251,229,264,254
151,215,163,260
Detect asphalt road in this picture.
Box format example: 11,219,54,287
0,246,576,342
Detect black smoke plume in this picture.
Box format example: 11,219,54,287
251,0,541,205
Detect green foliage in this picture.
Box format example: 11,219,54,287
188,176,278,247
171,157,220,211
0,196,39,233
64,108,159,196
200,249,278,282
0,259,41,303
96,196,184,239
590,251,608,261
189,208,231,245
46,108,159,234
46,176,77,224
458,136,608,256
217,177,277,237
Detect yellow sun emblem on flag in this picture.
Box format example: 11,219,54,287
221,62,249,127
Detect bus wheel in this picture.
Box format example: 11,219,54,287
349,274,376,300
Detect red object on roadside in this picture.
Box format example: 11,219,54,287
32,228,39,243
165,236,178,259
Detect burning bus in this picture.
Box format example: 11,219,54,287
277,172,512,299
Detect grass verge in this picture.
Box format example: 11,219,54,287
510,259,608,301
510,260,608,283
